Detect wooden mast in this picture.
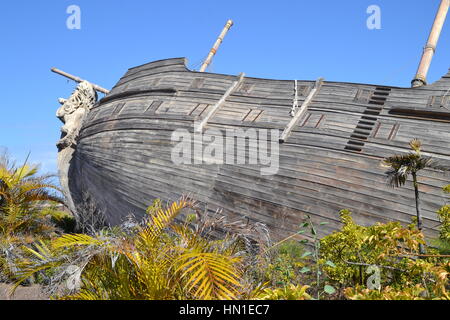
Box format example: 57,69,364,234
51,67,110,94
199,20,234,72
412,0,449,88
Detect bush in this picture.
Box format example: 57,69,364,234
430,185,450,255
256,284,311,300
437,186,450,243
319,210,449,300
320,210,424,288
0,154,63,237
0,154,65,283
252,240,306,288
13,198,250,300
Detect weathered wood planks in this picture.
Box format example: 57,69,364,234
63,57,450,241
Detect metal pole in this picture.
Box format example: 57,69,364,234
412,0,450,88
51,67,110,94
199,20,234,72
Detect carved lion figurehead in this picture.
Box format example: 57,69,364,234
57,81,98,122
56,81,98,151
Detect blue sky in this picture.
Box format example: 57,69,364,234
0,0,449,173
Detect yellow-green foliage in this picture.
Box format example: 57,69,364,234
443,185,450,194
39,206,76,234
257,241,306,287
345,260,450,300
437,185,450,243
432,185,450,255
320,210,424,287
319,210,449,300
0,156,62,237
345,285,429,300
0,156,64,282
15,198,244,300
256,284,311,300
437,205,450,242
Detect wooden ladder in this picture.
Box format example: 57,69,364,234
345,87,392,152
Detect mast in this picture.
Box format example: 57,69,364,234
51,67,110,94
412,0,450,88
199,20,234,72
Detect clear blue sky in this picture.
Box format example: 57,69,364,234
1,0,449,173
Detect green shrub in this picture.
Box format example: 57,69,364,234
44,207,76,234
320,210,426,288
319,210,449,300
259,240,307,287
0,154,63,237
13,198,246,300
256,284,311,300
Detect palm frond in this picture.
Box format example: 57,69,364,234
62,290,104,300
385,166,409,188
52,234,107,249
176,251,241,300
12,241,60,293
13,165,39,183
382,140,433,188
409,138,422,153
18,182,63,195
140,198,193,244
170,224,207,250
0,154,64,236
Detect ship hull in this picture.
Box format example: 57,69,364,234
64,58,450,240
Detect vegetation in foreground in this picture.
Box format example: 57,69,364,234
0,141,449,300
3,192,449,300
0,153,73,283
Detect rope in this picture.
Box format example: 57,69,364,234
189,53,210,71
441,86,450,106
290,80,299,117
377,54,417,86
438,83,450,110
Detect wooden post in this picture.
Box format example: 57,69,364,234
51,67,110,94
412,0,449,87
199,20,234,72
279,78,324,143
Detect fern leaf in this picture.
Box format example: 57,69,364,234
52,234,106,249
176,251,241,300
140,198,191,244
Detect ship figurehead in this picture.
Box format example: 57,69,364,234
56,80,98,218
56,81,98,151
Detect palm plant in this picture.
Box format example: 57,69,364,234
0,153,63,237
14,198,245,300
382,139,448,254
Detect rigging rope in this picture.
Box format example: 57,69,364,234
290,80,299,117
441,85,450,110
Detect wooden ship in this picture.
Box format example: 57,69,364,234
54,2,450,240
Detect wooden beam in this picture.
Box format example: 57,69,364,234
194,73,245,132
412,0,449,87
51,67,110,94
279,78,324,143
199,20,234,72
